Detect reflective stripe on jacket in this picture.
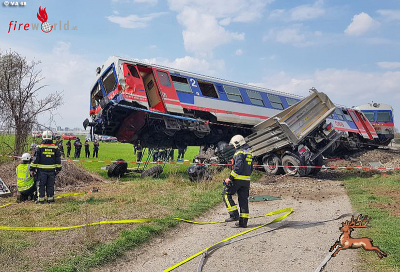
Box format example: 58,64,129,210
31,141,62,172
229,147,253,182
16,163,34,191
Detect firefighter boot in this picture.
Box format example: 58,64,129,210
235,217,248,228
225,211,239,222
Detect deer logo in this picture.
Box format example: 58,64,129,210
330,214,387,259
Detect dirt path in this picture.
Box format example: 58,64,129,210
93,173,360,272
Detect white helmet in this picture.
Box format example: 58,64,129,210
42,130,53,140
21,153,31,161
229,135,246,148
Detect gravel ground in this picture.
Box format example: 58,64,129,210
93,174,359,272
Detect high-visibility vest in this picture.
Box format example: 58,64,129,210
16,164,34,192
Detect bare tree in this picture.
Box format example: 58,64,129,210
0,50,63,155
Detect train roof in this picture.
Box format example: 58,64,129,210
93,56,304,99
355,103,394,111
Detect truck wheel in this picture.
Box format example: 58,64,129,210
107,159,128,177
281,154,309,177
309,155,323,175
262,155,283,175
141,165,163,178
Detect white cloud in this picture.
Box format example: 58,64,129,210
377,62,400,70
141,56,225,76
106,12,166,29
176,7,244,56
265,25,305,44
269,0,326,22
250,69,400,113
377,9,400,21
235,49,243,56
0,41,100,128
344,12,379,36
134,0,158,5
168,0,268,55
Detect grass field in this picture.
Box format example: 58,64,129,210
0,138,227,272
345,172,400,271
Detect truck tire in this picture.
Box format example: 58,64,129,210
141,165,163,178
309,155,323,175
281,154,309,177
262,155,283,175
107,159,128,177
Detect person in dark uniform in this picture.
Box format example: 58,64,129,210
152,148,159,162
66,139,71,158
177,147,186,161
222,135,253,228
57,140,64,157
84,139,90,158
168,149,174,161
16,153,36,202
93,140,99,158
30,131,62,204
74,138,82,158
136,141,143,162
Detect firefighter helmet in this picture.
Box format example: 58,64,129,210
42,130,53,140
229,135,246,148
21,153,31,162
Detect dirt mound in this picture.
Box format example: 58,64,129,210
0,160,103,193
326,148,400,169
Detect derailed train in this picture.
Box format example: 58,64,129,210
84,56,394,174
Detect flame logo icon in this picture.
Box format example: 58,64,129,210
37,6,53,33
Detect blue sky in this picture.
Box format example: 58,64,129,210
0,0,399,129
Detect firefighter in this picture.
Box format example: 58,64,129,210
16,153,36,202
84,139,90,158
222,135,253,228
136,141,143,162
74,138,82,158
177,147,186,161
93,139,99,158
57,140,64,157
30,131,62,204
66,139,71,158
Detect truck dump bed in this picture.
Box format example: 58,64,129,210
246,89,336,157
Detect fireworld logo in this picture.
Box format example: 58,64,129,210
7,6,77,33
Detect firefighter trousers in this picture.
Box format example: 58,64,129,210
222,181,250,224
37,171,55,202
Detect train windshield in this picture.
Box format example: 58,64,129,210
377,111,392,122
91,82,103,109
363,111,375,122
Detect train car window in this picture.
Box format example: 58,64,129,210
246,90,264,106
102,68,117,95
224,86,243,102
335,109,345,120
363,111,375,122
198,81,219,98
377,111,392,122
267,94,284,109
171,75,192,93
286,98,299,106
127,65,140,78
91,83,103,108
157,71,172,87
342,110,353,121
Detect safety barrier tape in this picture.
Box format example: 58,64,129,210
0,192,89,209
162,207,293,272
2,154,400,171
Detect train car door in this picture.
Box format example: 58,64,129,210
348,109,377,139
152,68,184,114
137,65,166,113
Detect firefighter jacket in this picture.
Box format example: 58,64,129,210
229,145,253,185
31,140,62,172
16,163,34,191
